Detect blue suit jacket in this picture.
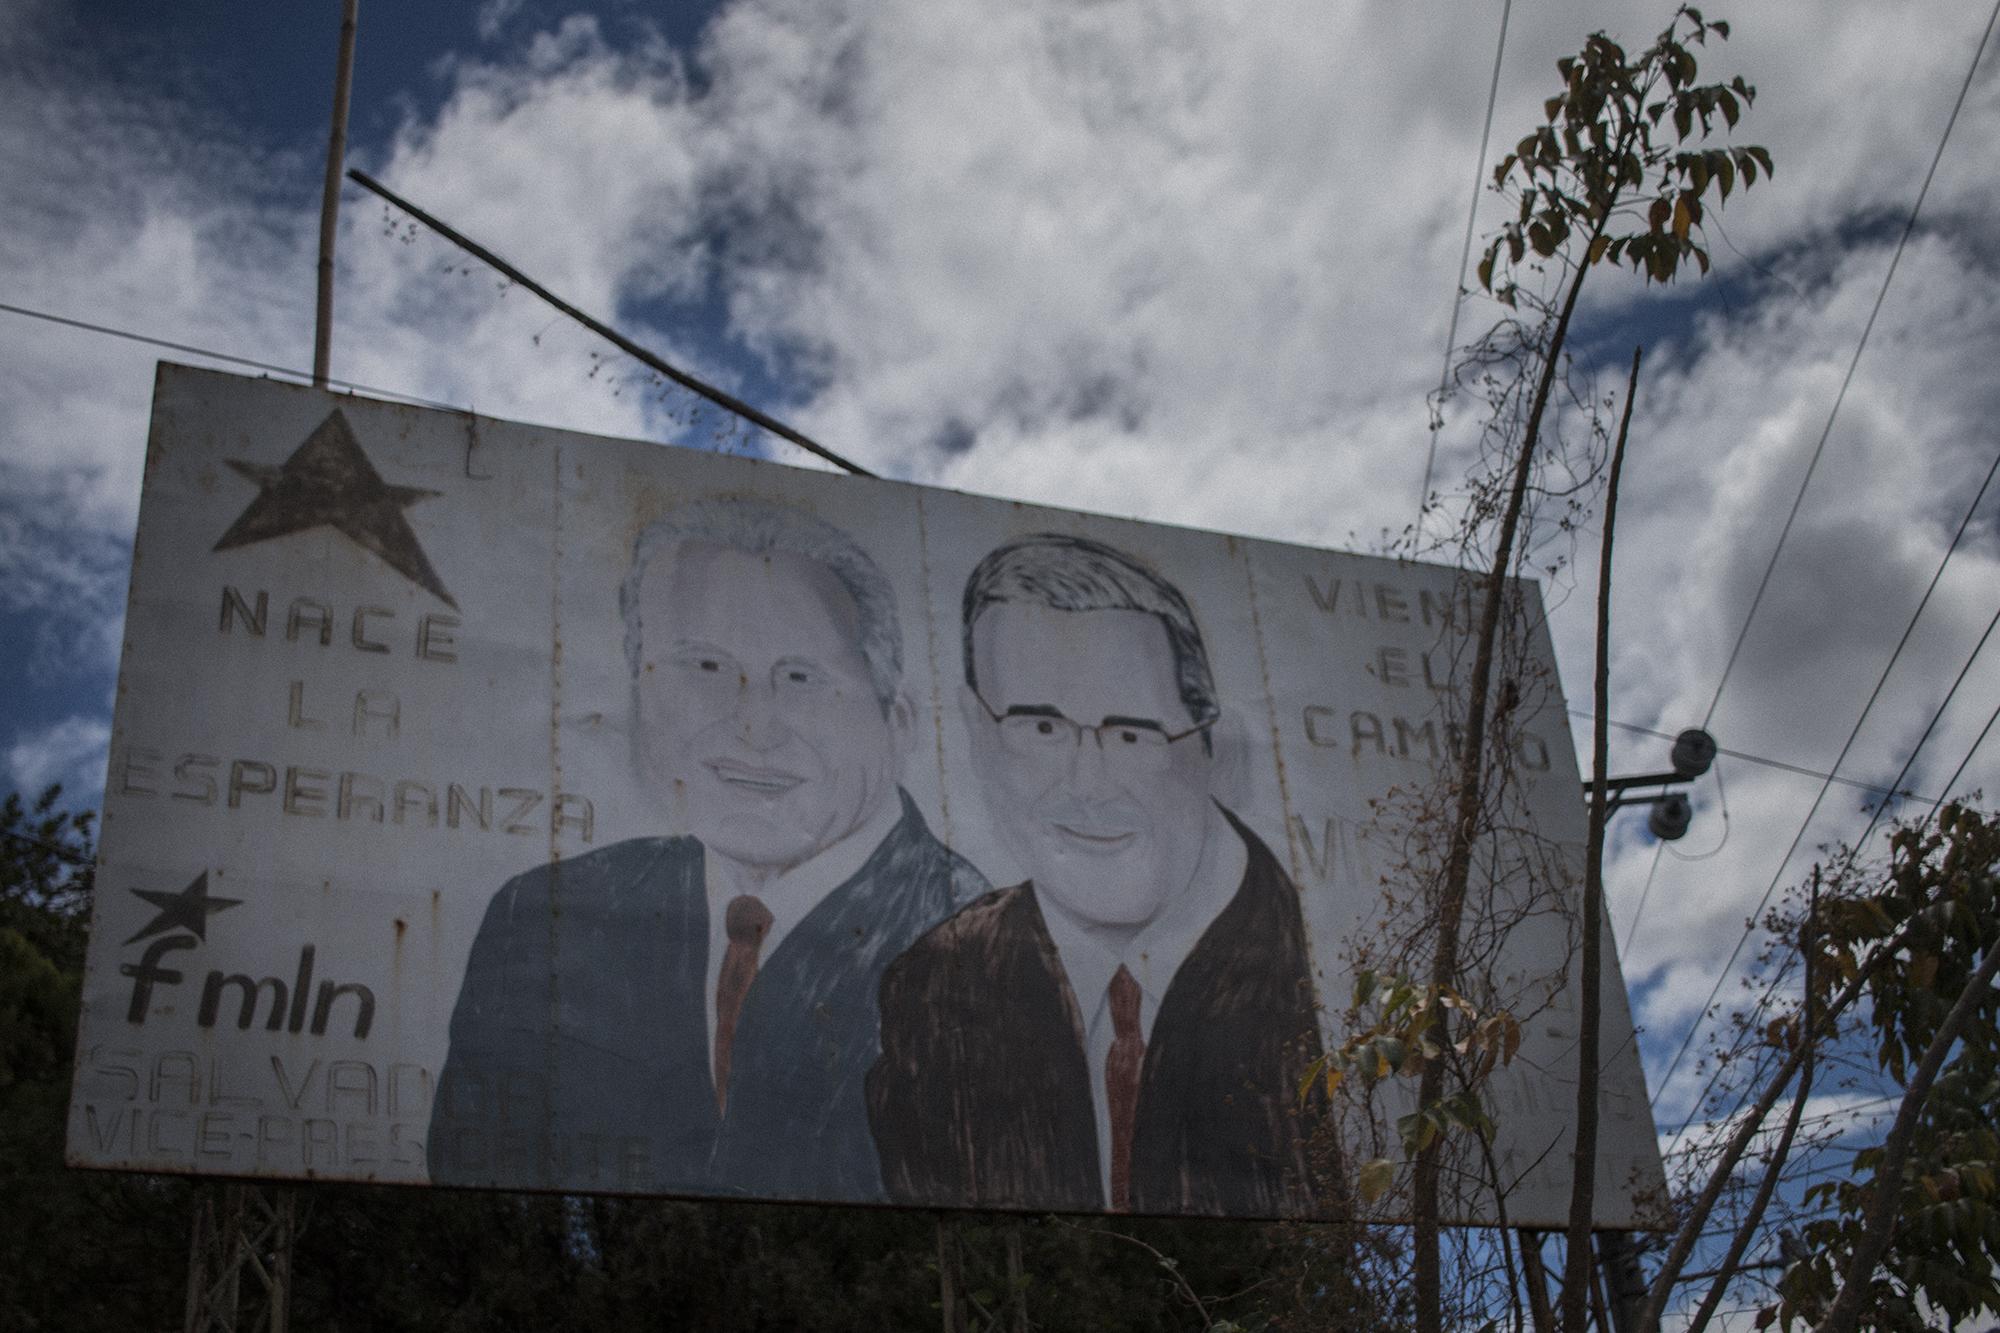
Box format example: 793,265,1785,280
428,791,985,1199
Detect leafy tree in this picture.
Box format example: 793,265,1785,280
1771,803,2000,1333
1403,9,1772,1330
0,788,195,1332
1630,802,2000,1333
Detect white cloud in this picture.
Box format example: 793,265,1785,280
476,0,525,44
6,715,112,800
2,0,1998,1131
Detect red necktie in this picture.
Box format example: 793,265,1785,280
1106,964,1145,1211
713,894,773,1114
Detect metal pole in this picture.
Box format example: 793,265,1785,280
314,0,360,387
182,1190,213,1333
268,1191,294,1333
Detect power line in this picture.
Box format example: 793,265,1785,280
1696,0,2000,734
1653,438,2000,1112
1631,416,1998,975
0,827,95,867
1854,594,2000,846
0,300,471,415
1645,0,2000,1112
1658,442,2000,1118
1931,693,2000,817
1418,0,1513,528
1664,582,2000,1138
1575,712,1940,804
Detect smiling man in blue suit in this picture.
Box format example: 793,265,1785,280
428,499,985,1199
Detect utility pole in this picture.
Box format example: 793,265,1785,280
185,5,353,1328
314,0,360,386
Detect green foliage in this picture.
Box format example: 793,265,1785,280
1476,5,1771,304
1769,804,2000,1331
1300,970,1520,1204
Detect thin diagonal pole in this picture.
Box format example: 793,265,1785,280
347,168,875,477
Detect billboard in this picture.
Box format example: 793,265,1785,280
68,364,1665,1226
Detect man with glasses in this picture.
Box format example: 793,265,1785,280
431,498,985,1199
867,533,1323,1217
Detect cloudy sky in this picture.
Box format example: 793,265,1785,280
4,0,1997,1135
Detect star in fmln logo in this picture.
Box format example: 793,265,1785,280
118,871,376,1039
213,408,456,608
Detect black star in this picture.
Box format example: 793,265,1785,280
125,871,242,945
214,408,457,609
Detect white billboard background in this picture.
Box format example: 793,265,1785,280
71,364,1661,1226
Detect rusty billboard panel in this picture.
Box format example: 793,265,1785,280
68,363,1666,1226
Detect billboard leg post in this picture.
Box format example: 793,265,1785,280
266,1190,295,1333
1517,1229,1555,1333
935,1215,963,1333
1596,1231,1646,1333
1587,1237,1616,1331
1005,1223,1027,1333
185,1184,244,1332
183,1184,294,1332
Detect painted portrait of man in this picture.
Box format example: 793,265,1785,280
867,533,1323,1217
429,498,986,1198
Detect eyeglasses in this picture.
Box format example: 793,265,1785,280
972,689,1215,761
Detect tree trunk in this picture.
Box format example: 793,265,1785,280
1686,883,1819,1333
1414,221,1605,1333
1638,915,1923,1332
1812,939,2000,1333
1559,347,1641,1330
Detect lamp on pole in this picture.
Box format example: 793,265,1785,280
1587,727,1716,840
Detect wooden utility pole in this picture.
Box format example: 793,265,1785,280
185,6,352,1328
314,0,360,386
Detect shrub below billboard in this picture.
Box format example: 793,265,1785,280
69,364,1665,1226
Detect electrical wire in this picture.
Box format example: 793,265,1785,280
1417,0,1513,529
1666,758,1731,862
1643,0,2000,1111
0,300,472,415
0,827,94,867
1851,595,2000,849
1696,0,2000,734
1665,596,2000,1144
1651,420,2000,1110
1930,693,2000,817
1575,711,1940,805
1630,421,1999,972
1658,621,1995,1132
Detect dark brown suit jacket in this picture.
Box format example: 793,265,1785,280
865,806,1323,1218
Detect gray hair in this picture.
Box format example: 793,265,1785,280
620,498,903,710
961,534,1218,737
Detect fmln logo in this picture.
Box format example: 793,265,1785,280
119,872,376,1039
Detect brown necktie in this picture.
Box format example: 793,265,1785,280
1105,964,1145,1211
713,894,773,1114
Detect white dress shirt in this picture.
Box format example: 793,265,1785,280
701,792,906,1088
1037,802,1248,1206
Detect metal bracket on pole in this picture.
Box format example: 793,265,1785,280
1585,727,1715,841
